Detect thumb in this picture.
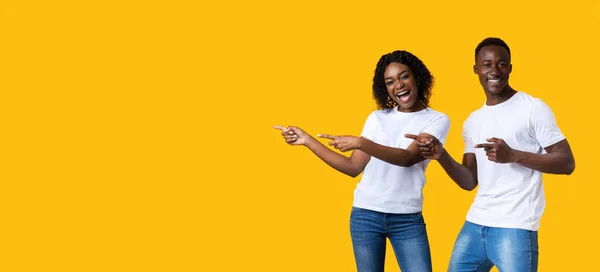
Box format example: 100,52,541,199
404,134,418,140
486,137,499,143
287,126,303,134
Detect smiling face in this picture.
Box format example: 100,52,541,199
474,45,512,96
384,62,422,112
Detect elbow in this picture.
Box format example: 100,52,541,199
458,180,477,191
402,161,417,167
347,169,362,178
398,158,419,168
565,161,575,175
461,184,477,191
345,163,366,178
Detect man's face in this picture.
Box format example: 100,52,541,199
474,45,512,95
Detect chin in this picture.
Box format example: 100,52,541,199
399,102,417,109
486,86,505,94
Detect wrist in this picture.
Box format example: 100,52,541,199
509,149,521,163
305,135,317,148
438,147,448,161
357,136,365,150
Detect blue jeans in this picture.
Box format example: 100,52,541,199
350,207,432,272
448,221,539,272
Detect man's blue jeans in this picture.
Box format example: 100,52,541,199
350,206,432,272
448,221,539,272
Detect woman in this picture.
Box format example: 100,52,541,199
274,50,449,272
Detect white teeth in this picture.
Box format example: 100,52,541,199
397,90,409,97
488,79,501,83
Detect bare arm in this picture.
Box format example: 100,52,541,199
515,139,575,174
316,132,438,168
438,151,478,191
492,99,576,175
353,134,430,167
275,126,370,178
478,138,575,175
304,136,370,177
415,136,478,191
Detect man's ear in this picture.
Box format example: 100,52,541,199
473,64,478,74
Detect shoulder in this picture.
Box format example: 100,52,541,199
514,91,540,107
423,108,450,123
464,107,484,126
514,92,555,117
424,107,447,118
367,108,388,119
364,108,390,125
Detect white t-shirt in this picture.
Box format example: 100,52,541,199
353,107,450,214
463,92,565,231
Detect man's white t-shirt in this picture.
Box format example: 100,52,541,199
353,107,450,214
463,92,565,231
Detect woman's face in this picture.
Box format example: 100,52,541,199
383,62,421,112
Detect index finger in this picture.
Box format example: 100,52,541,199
317,134,336,139
273,125,287,131
474,143,493,149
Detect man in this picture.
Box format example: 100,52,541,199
410,37,575,271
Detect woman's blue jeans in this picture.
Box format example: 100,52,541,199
350,206,432,272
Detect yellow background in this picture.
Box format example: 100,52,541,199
1,0,598,271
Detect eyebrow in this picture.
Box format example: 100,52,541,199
479,59,508,65
384,69,409,80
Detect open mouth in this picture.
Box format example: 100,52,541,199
396,89,411,102
486,77,503,86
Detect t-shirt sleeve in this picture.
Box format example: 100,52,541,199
530,99,565,148
360,111,378,140
422,114,451,144
463,118,475,154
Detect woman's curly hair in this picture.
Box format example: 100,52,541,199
372,50,434,110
